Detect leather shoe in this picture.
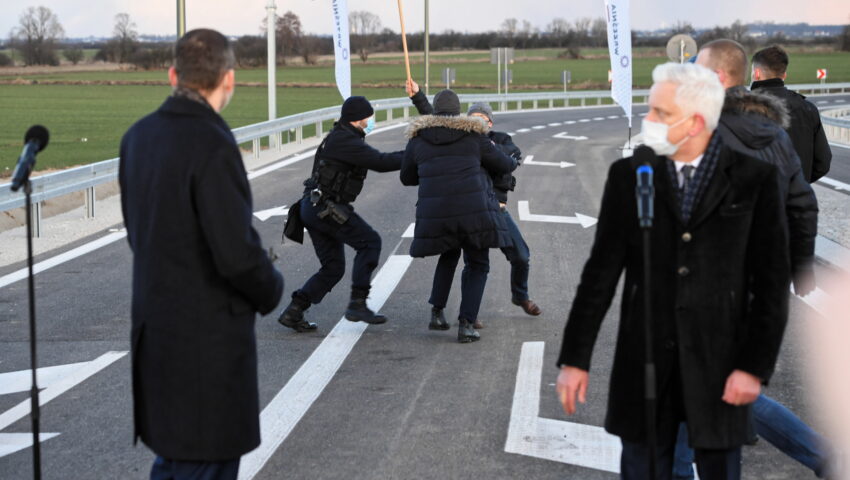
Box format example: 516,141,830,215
429,307,450,330
345,298,388,324
512,298,542,316
473,319,484,329
278,302,317,332
457,319,481,343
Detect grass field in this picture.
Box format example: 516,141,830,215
1,48,848,172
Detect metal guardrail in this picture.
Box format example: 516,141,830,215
822,107,850,144
3,82,850,236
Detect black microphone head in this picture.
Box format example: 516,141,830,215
633,144,656,164
24,125,49,152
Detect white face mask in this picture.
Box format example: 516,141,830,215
641,116,691,156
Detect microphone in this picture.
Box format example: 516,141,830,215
11,125,50,192
634,145,655,229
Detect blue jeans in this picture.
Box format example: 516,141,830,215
499,209,531,302
621,436,741,480
672,394,830,478
150,456,239,480
429,247,490,321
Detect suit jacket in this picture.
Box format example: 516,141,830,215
119,95,284,461
557,137,790,449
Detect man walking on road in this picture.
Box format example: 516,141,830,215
556,63,790,480
119,29,284,480
277,96,404,332
750,45,832,183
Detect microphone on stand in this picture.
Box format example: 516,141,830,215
11,125,49,192
634,145,656,229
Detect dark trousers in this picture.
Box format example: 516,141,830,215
150,456,239,480
297,197,381,303
499,208,531,302
621,438,741,480
428,246,490,321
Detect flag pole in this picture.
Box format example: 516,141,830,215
396,0,412,83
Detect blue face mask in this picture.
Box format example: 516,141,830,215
364,116,376,135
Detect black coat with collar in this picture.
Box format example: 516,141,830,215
401,114,517,257
751,78,832,183
119,95,284,460
557,138,789,449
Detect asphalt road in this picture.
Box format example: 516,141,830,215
1,94,849,480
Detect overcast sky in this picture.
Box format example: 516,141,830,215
1,0,847,39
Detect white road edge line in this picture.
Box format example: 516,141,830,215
0,433,61,459
238,254,414,480
828,142,850,150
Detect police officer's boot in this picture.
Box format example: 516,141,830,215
457,318,481,343
428,306,450,330
278,292,317,333
345,287,387,324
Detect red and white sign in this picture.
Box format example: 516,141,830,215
817,69,828,80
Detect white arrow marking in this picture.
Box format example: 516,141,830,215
0,433,61,458
818,177,850,191
553,132,588,141
523,155,575,169
505,342,622,472
517,201,597,228
253,205,288,222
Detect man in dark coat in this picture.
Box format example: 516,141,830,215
697,39,818,297
401,89,517,343
750,45,832,183
277,96,403,332
405,80,542,329
119,30,283,479
557,63,789,480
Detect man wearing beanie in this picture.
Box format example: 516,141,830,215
406,80,542,330
401,87,518,343
278,95,404,332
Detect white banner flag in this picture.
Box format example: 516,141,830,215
331,0,351,100
605,0,633,127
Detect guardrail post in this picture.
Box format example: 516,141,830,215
533,100,538,109
252,138,260,161
296,126,303,144
581,97,586,107
403,106,409,119
387,109,393,122
275,133,282,151
549,99,554,108
85,186,96,219
316,121,323,138
31,201,42,238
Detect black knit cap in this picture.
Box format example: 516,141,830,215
433,89,460,116
340,96,374,122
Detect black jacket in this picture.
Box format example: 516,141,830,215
751,78,832,183
119,95,284,460
304,121,403,198
401,114,517,257
409,90,520,203
559,138,789,449
717,87,817,279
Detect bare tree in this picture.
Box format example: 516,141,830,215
9,6,65,66
591,17,607,47
276,11,302,64
728,20,749,43
671,21,696,35
63,46,84,64
349,11,381,62
547,18,570,47
573,17,591,45
113,13,138,63
841,23,850,52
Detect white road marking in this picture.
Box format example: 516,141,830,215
548,122,563,127
817,101,829,105
818,176,850,191
0,231,127,290
517,201,597,228
0,433,61,459
816,235,850,273
0,352,127,439
523,155,575,169
593,117,605,121
793,286,830,317
401,222,415,238
552,132,589,141
0,361,90,396
247,150,315,180
836,99,846,103
565,120,576,125
238,254,414,480
828,142,850,150
505,342,621,473
253,205,288,222
507,132,516,136
516,128,532,133
532,125,546,130
579,119,591,123
608,115,621,119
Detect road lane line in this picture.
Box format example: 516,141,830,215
818,176,850,191
828,142,850,150
238,254,414,480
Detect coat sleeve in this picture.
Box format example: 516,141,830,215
342,141,404,173
493,132,523,161
478,135,517,175
557,161,630,370
410,90,434,115
193,142,284,315
810,114,832,183
778,131,818,275
400,139,420,186
735,164,790,383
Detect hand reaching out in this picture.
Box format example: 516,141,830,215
405,79,420,97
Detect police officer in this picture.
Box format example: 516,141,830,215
278,96,403,332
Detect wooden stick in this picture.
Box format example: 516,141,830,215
397,0,412,83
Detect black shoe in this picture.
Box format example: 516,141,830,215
429,307,450,330
345,298,387,324
277,302,317,332
457,319,480,343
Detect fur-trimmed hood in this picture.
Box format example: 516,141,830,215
405,114,488,143
723,86,791,129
